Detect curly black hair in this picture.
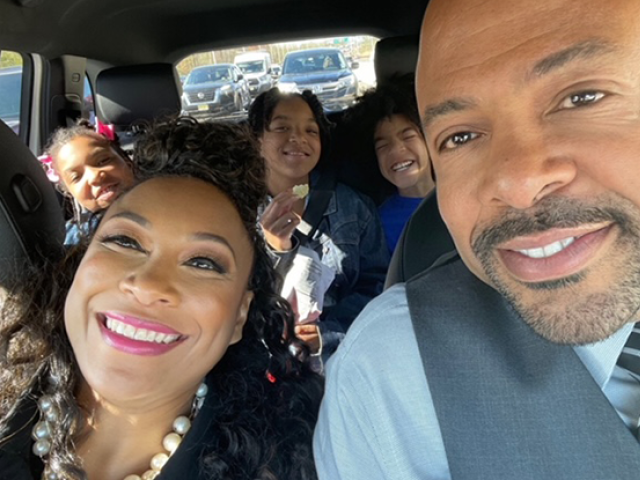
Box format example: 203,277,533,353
333,74,426,202
0,117,323,480
247,88,334,173
347,73,422,138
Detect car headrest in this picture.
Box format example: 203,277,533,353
95,63,181,127
384,190,457,289
0,121,65,289
374,35,419,85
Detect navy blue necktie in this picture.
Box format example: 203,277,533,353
618,323,640,376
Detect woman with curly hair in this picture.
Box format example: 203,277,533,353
248,88,389,368
42,119,134,245
0,117,323,480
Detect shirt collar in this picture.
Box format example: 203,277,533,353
573,322,635,388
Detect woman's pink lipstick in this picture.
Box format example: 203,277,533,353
97,311,185,356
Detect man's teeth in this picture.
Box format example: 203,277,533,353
392,161,413,172
105,318,180,344
516,237,575,259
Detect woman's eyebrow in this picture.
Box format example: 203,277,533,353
108,210,150,228
191,232,237,261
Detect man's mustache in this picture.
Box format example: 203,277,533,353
471,197,629,257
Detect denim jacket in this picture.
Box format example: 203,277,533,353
270,182,390,357
64,211,102,246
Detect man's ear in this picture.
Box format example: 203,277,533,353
230,290,254,345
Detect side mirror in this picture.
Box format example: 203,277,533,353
351,61,360,70
237,73,244,80
267,67,272,74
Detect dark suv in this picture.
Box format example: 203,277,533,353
277,48,358,112
181,63,251,117
0,66,21,134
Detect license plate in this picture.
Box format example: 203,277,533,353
197,104,208,111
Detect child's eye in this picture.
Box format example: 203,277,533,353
100,234,144,252
185,256,226,274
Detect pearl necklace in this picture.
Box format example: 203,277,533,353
32,382,208,480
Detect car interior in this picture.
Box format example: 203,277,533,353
0,0,452,294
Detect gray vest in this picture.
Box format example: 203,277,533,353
406,257,640,480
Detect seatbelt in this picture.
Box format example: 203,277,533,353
295,170,337,246
406,259,640,479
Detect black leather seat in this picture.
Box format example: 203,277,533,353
95,63,181,151
0,120,65,289
374,34,420,83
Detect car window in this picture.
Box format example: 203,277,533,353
0,50,23,135
237,60,264,74
83,75,96,124
187,66,233,85
177,36,378,122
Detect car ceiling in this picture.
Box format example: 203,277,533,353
0,0,430,65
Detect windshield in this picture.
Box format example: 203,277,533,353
283,51,347,75
0,69,21,119
186,67,232,85
237,60,265,74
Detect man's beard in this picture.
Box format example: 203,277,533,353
472,195,640,345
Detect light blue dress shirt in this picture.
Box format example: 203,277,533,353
313,283,638,480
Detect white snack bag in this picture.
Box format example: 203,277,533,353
280,246,335,324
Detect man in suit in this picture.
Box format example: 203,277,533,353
314,0,640,478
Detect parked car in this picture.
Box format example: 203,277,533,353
277,48,358,111
234,51,274,99
181,63,250,116
0,66,21,134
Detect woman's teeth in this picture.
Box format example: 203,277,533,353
105,318,180,344
516,237,576,259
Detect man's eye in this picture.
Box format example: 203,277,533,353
100,234,144,252
560,91,605,109
185,256,226,274
439,132,479,151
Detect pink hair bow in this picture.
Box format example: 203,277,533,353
37,154,60,183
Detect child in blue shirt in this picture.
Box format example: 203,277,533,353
349,76,435,254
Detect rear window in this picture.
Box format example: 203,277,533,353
0,51,23,135
177,35,378,122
